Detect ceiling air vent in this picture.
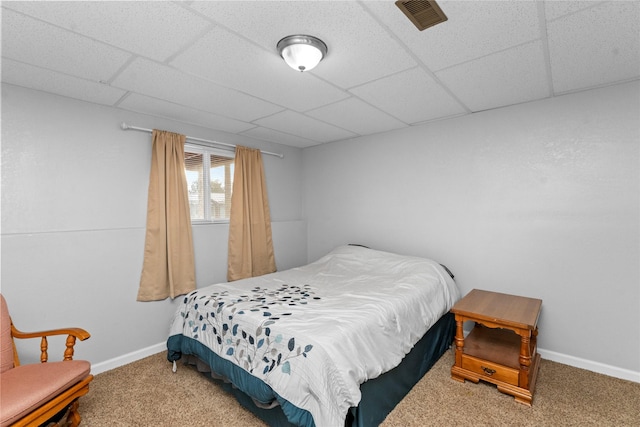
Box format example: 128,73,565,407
395,0,448,31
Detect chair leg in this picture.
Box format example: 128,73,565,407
67,400,81,427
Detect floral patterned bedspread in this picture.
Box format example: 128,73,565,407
168,245,460,426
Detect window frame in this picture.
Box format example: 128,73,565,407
184,143,235,224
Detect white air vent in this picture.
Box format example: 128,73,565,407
395,0,448,31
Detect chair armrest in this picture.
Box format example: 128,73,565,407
11,325,90,341
11,324,91,364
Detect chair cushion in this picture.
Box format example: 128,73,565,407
0,360,90,427
0,295,14,373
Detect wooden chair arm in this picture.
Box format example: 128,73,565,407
11,325,90,341
11,323,91,364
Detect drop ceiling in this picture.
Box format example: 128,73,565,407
2,1,639,148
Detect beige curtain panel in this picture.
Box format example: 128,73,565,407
138,130,196,301
227,146,276,281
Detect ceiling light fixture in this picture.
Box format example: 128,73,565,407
277,35,327,72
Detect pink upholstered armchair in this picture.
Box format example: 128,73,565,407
0,294,93,427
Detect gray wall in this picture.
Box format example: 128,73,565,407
1,84,307,368
2,80,639,379
303,81,640,375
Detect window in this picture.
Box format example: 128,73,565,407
184,145,234,222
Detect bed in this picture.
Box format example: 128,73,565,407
167,245,460,426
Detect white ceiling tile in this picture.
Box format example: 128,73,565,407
1,8,131,82
241,127,317,149
547,1,640,94
112,58,283,122
366,0,541,71
170,27,349,112
307,98,406,136
350,67,467,124
3,1,212,62
118,93,256,134
1,59,127,106
436,41,550,113
254,110,356,144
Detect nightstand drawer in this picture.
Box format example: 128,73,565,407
461,354,519,385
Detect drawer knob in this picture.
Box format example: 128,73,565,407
481,366,496,376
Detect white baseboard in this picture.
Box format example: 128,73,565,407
461,326,639,383
538,347,640,383
90,342,167,375
90,342,640,384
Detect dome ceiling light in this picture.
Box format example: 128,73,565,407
277,35,327,72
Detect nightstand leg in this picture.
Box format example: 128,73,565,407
518,332,531,390
451,317,466,382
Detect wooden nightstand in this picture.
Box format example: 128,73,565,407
450,289,542,406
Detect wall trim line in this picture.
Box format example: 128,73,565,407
538,347,639,383
91,342,639,383
90,342,167,375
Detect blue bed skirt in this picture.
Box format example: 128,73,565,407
167,312,455,426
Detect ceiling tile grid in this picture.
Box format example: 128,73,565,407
544,0,606,21
118,93,257,135
3,1,213,62
435,40,552,112
1,58,128,106
190,0,419,89
169,26,351,113
112,58,284,122
1,8,132,82
306,97,407,137
241,126,318,149
349,67,468,125
254,110,357,144
2,1,638,148
365,0,542,72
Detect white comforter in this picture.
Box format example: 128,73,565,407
169,245,460,426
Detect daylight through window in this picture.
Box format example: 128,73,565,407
184,145,234,222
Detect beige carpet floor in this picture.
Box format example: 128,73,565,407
80,349,639,426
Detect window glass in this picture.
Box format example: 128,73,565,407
184,145,234,222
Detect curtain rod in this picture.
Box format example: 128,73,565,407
120,122,284,159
